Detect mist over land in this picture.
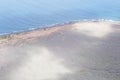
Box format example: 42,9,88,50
0,21,120,80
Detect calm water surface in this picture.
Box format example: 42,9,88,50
0,0,120,34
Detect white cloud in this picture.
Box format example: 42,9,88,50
72,22,113,38
8,46,72,80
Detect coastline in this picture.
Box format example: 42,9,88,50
0,19,119,36
0,20,120,45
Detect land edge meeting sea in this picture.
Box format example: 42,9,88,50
0,19,120,45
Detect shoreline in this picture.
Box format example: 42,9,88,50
0,20,120,45
0,19,120,36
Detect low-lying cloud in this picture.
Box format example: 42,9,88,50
72,22,113,38
6,46,72,80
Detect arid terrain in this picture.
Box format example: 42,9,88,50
0,21,120,80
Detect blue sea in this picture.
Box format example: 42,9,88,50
0,0,120,34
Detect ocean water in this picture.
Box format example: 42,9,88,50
0,0,120,34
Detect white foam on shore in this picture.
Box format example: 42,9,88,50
8,46,72,80
72,22,113,38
